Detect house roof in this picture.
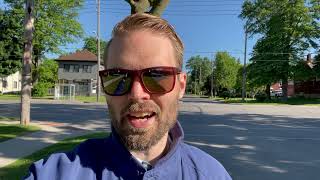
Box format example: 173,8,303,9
56,49,97,62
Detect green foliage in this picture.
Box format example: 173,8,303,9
124,0,170,16
83,36,107,60
0,8,23,77
186,55,212,94
2,0,84,81
214,52,241,90
221,91,231,99
314,54,320,77
293,60,317,81
32,60,58,97
255,91,267,102
240,0,320,99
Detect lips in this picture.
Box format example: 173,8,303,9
126,111,156,128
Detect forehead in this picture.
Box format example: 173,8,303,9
106,30,177,69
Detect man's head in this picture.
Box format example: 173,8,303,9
101,13,186,152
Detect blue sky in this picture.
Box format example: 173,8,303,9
1,0,256,68
74,0,257,68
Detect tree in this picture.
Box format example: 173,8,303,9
214,52,240,92
124,0,170,16
0,8,23,77
185,55,212,95
83,36,107,60
32,59,58,97
3,0,84,84
240,0,320,100
314,53,320,77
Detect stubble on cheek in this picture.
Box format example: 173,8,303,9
107,99,179,152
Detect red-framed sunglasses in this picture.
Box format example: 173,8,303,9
99,66,181,96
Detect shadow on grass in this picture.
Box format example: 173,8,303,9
0,124,40,142
0,132,108,180
0,116,17,121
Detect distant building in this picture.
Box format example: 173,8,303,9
55,49,103,97
0,71,21,94
293,54,320,98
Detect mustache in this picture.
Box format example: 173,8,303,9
121,101,161,115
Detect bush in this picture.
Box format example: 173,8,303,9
221,91,231,99
255,92,267,102
32,82,52,97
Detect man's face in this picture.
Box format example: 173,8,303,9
106,30,186,151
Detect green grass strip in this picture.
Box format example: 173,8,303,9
0,124,40,143
0,132,108,180
0,116,18,121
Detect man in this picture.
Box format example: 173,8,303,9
25,13,232,180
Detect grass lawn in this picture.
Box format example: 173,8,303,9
75,96,106,103
0,123,40,143
0,116,18,121
0,132,108,180
0,95,55,101
216,97,320,106
0,94,20,100
0,94,106,103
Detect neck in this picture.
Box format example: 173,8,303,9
130,133,170,165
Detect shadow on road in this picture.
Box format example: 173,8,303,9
178,112,320,180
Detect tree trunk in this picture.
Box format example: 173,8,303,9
21,0,34,126
282,78,288,102
125,0,170,16
265,84,271,100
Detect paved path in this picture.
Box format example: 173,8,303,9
0,100,110,168
0,98,320,180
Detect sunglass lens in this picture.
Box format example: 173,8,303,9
101,71,131,95
143,69,174,93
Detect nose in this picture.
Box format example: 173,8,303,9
127,76,151,101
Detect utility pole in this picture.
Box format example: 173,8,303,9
96,0,101,102
241,26,248,102
210,54,214,97
21,0,34,125
199,66,202,96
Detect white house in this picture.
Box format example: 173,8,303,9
0,71,22,94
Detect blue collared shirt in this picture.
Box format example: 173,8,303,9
25,122,232,180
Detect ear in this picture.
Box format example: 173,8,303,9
177,72,187,99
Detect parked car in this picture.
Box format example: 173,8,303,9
271,90,283,97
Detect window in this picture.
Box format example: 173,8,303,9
64,64,70,72
69,65,79,72
74,65,79,72
14,81,18,89
83,65,92,73
2,80,7,88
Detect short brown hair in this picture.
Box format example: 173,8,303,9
104,13,184,69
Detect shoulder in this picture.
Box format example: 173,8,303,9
24,138,107,180
179,142,232,180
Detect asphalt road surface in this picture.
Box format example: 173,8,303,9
1,97,319,180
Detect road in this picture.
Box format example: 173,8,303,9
1,97,320,180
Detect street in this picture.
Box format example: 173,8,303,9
1,97,320,180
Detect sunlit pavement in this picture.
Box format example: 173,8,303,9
1,98,320,179
180,97,320,180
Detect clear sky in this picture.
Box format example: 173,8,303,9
65,0,256,68
1,0,257,68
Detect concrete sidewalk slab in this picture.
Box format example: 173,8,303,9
0,121,109,168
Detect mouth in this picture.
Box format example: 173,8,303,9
126,112,156,128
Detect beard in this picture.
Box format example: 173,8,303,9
108,99,178,151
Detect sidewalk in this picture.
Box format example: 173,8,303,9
0,120,109,168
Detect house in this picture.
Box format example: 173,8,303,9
0,71,21,94
291,54,320,98
55,49,103,97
